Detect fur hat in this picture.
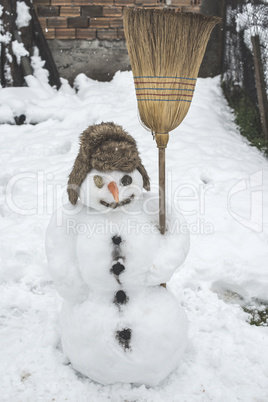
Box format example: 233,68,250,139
67,122,151,205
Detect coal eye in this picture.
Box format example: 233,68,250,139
94,175,104,188
120,175,132,186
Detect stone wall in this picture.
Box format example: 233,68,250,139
47,39,130,82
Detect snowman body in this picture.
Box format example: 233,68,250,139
46,163,189,386
60,287,187,386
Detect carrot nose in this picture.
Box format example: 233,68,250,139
108,181,119,203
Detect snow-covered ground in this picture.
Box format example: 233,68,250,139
0,71,268,401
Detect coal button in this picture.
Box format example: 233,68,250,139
112,235,122,245
112,262,125,275
115,290,127,304
118,328,131,341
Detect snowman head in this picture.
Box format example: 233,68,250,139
67,122,150,210
79,169,144,211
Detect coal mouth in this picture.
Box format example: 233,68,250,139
100,194,135,209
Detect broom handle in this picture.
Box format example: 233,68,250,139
155,133,169,235
157,134,169,289
159,147,166,235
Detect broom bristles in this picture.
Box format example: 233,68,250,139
123,8,221,135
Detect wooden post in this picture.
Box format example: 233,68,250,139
251,35,268,141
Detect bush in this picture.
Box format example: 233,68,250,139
221,80,268,155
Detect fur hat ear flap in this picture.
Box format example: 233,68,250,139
137,161,150,191
67,153,91,205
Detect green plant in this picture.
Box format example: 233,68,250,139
243,299,268,327
221,80,268,155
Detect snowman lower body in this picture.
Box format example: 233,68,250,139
60,286,188,386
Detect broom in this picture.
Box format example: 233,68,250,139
123,8,220,234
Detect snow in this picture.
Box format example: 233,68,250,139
0,31,11,45
30,47,50,85
16,1,32,29
11,39,29,65
0,71,268,400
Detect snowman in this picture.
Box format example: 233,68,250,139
46,122,190,386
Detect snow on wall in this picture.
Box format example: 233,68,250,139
11,40,29,65
30,47,50,85
16,1,32,29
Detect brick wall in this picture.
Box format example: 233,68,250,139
33,1,201,41
31,0,205,83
